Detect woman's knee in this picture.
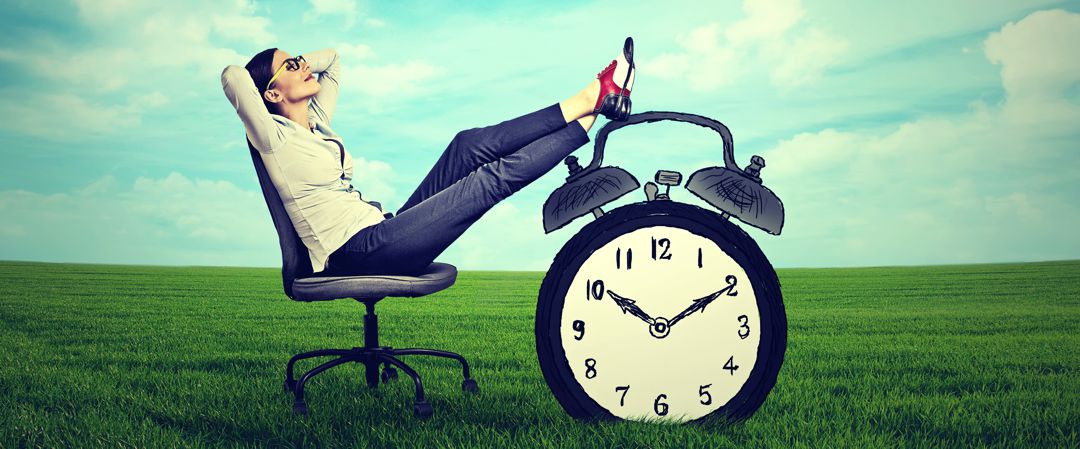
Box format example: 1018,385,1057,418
452,128,479,146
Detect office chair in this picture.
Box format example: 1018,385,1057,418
247,141,478,419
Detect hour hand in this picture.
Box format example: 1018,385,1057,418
606,290,654,325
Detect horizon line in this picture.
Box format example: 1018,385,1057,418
1,258,1077,272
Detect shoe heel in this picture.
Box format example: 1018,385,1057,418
597,94,632,121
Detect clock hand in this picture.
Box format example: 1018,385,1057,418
668,275,739,328
667,290,721,328
606,290,655,325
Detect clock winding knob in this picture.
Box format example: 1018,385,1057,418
743,155,765,182
564,156,583,180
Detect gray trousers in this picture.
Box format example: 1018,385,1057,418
324,103,590,276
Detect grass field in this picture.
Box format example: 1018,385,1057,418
0,259,1077,448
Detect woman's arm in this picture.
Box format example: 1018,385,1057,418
221,65,287,153
302,48,341,125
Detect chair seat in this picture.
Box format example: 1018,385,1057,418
291,262,458,301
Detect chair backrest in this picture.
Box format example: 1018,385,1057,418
247,140,313,298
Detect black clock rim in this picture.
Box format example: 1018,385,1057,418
535,200,787,424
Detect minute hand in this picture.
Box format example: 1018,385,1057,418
668,275,739,328
606,290,655,325
667,291,719,328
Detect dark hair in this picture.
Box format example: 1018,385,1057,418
245,48,279,114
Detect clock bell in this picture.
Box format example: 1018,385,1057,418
542,111,785,236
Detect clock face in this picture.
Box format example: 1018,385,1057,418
559,225,761,423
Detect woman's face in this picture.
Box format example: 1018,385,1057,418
263,50,320,108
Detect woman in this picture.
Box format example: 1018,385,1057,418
221,38,636,277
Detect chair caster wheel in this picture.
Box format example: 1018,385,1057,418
381,367,398,383
284,379,296,393
462,378,479,394
413,401,433,419
292,401,309,416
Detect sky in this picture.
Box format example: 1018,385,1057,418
0,0,1078,271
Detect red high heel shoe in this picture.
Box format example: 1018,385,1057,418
593,37,635,121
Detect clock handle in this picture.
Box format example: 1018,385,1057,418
568,111,742,183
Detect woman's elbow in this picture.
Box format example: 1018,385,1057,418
221,65,249,87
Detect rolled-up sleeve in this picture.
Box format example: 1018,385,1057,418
221,65,287,153
303,48,341,126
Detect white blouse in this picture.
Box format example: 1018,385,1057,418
221,48,385,273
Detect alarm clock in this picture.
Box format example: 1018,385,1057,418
535,111,787,424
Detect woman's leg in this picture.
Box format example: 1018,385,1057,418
397,82,600,214
326,118,593,276
396,103,566,214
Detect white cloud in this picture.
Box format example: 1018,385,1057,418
983,192,1043,223
338,42,376,61
0,156,404,268
303,0,360,29
985,9,1080,100
642,23,742,91
352,156,397,206
71,0,143,24
348,61,442,99
769,27,849,91
301,0,385,30
334,40,443,112
70,0,270,79
744,8,1080,266
0,45,138,92
440,201,562,271
642,0,847,91
984,9,1080,128
131,91,170,109
0,0,272,138
211,13,274,45
725,0,803,45
0,91,168,139
0,172,279,266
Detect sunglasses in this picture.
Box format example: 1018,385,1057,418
266,55,306,90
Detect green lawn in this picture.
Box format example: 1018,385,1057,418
0,260,1077,448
